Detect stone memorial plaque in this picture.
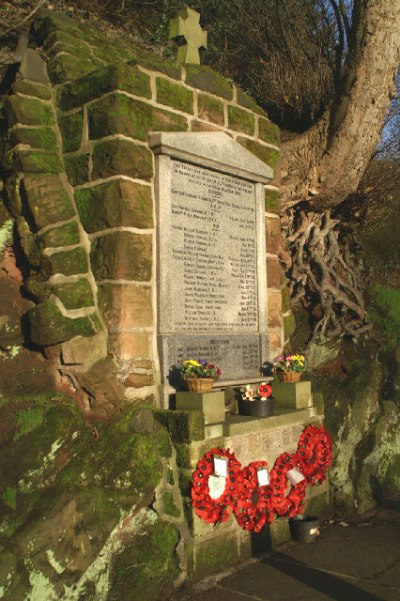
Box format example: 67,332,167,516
149,132,273,395
169,161,258,333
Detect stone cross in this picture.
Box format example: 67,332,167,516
169,6,207,64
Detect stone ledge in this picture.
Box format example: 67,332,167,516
223,408,315,436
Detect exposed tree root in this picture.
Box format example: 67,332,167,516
282,205,371,345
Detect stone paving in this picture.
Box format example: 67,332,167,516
173,496,400,601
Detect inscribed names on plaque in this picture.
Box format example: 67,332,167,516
169,160,258,333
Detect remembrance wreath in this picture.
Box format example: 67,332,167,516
269,452,307,518
233,460,274,532
297,424,333,485
191,447,241,524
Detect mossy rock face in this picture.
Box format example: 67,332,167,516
90,231,152,282
28,301,99,346
0,398,168,599
58,62,152,111
52,278,95,310
154,409,205,444
58,110,84,153
185,65,233,100
16,216,42,267
75,179,153,233
228,105,255,135
65,153,90,186
109,508,180,601
92,139,153,181
197,93,224,125
368,284,400,347
40,220,80,248
5,95,54,127
9,126,58,152
12,80,52,100
47,53,104,84
156,77,194,114
265,187,280,214
14,149,63,175
236,87,267,116
21,174,75,231
88,93,188,142
45,246,88,277
237,137,280,167
258,117,280,145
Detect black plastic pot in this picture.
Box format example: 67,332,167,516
289,515,319,543
238,397,274,417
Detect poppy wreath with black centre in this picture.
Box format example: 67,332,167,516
296,424,333,485
269,452,308,518
233,460,274,532
191,447,241,524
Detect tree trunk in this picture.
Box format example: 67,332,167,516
280,0,400,211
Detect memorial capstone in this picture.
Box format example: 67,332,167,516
149,132,273,401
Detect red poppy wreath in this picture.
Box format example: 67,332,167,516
269,452,308,518
234,461,274,532
191,448,241,524
297,424,333,485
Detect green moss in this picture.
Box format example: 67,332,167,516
2,487,17,511
64,153,89,186
237,137,280,167
185,65,233,100
194,533,239,581
28,302,100,345
52,278,94,310
236,87,267,115
75,180,153,233
156,77,194,113
21,174,75,231
197,93,224,125
12,80,52,100
40,221,80,248
162,491,180,518
46,246,88,277
109,510,180,601
58,62,151,111
88,93,188,142
284,313,296,339
14,150,63,175
5,95,54,127
369,284,400,346
16,216,42,267
92,139,153,181
265,188,280,214
58,110,83,153
157,429,172,458
154,409,205,444
47,53,104,84
167,468,175,486
258,117,280,145
14,408,45,440
228,105,255,135
10,126,57,151
281,287,291,313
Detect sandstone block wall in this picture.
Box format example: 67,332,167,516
2,10,282,403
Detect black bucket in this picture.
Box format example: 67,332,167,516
238,397,274,417
289,515,319,543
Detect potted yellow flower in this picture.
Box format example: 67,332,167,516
180,359,222,392
274,354,307,383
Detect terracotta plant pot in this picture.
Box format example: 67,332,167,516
185,377,215,393
238,397,274,417
276,371,302,383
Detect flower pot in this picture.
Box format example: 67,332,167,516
289,515,319,543
277,371,302,383
185,377,214,393
238,397,274,417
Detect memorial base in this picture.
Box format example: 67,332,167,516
175,390,225,425
272,381,312,410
